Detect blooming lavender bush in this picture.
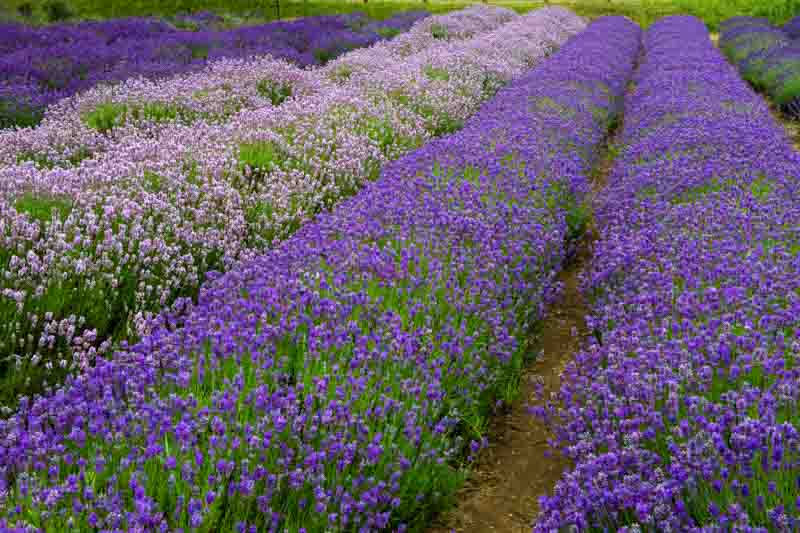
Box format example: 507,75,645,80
0,5,511,169
719,16,800,117
0,8,583,407
0,14,646,532
534,15,800,531
719,16,789,86
783,14,800,38
0,56,332,167
0,11,430,130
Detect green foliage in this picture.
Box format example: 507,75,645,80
544,181,589,243
17,146,92,169
43,0,72,21
82,101,127,133
171,18,200,30
83,101,191,133
142,170,165,193
376,26,402,38
423,64,450,82
329,64,354,83
189,43,209,59
6,0,800,32
774,75,800,106
358,114,401,155
670,177,735,205
313,47,336,64
0,99,44,129
535,96,576,118
748,175,773,201
673,0,800,29
429,22,447,39
17,2,33,17
762,60,800,93
256,78,293,106
237,140,286,189
138,101,187,122
14,192,73,224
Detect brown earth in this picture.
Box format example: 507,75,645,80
773,106,800,150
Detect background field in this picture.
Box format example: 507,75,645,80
2,0,799,30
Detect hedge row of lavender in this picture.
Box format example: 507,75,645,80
719,16,800,117
0,11,430,129
0,15,639,532
0,5,514,169
0,8,579,408
782,14,800,39
534,15,800,531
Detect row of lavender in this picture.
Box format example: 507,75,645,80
534,15,800,531
0,15,639,532
719,15,800,117
0,6,551,407
0,5,514,168
0,11,430,129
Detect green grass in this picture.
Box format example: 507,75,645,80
82,100,195,134
0,99,44,130
5,0,800,31
14,193,74,224
256,78,293,106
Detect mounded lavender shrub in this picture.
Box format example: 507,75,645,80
718,15,800,117
783,14,800,39
0,14,648,533
0,11,430,130
747,41,800,117
534,15,800,531
719,16,789,88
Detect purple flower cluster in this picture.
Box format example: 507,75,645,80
534,15,800,531
0,11,430,129
0,13,649,533
0,5,512,168
0,7,577,397
719,16,800,117
783,14,800,39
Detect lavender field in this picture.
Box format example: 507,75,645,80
0,10,431,129
1,2,800,532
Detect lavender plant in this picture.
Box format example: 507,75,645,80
719,16,800,118
0,11,430,130
0,5,513,169
0,14,645,532
0,8,583,407
534,15,800,531
783,14,800,39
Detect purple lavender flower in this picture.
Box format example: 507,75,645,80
0,7,607,530
535,14,800,531
0,10,431,129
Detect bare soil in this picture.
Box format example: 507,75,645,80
774,107,800,150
